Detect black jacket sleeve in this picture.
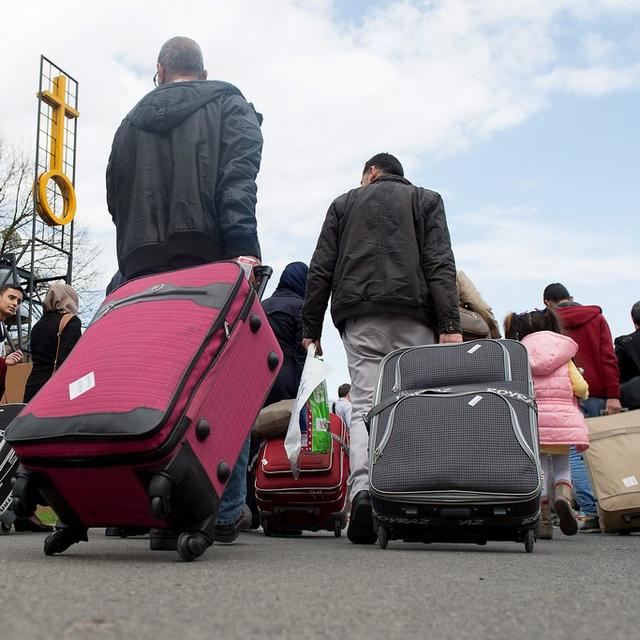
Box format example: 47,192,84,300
616,336,640,383
106,124,124,224
420,194,461,334
302,202,340,339
216,95,263,259
57,316,82,368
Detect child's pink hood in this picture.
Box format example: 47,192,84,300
521,331,578,376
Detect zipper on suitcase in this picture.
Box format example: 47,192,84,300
372,391,538,462
94,286,225,323
18,271,246,460
391,341,512,393
370,391,541,502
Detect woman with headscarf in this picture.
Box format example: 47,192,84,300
9,284,81,532
23,283,82,403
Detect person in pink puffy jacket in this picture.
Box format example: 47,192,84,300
504,309,589,540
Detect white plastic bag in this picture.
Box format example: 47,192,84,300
284,344,334,476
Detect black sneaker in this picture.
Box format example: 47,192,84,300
346,491,377,544
214,505,252,543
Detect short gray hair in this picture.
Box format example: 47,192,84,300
157,36,204,76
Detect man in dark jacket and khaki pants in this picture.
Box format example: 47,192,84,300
302,153,462,544
106,36,263,543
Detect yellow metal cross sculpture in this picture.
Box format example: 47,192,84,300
36,75,80,226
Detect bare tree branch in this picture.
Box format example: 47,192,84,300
0,137,102,307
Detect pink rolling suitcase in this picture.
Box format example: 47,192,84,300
5,262,282,561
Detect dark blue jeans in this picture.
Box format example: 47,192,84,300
570,397,605,517
215,435,250,525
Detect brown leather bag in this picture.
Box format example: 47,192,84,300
458,305,491,341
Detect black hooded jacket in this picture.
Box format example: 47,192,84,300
302,174,461,337
107,80,263,279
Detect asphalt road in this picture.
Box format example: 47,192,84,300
1,526,638,640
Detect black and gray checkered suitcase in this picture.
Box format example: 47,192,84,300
366,339,542,552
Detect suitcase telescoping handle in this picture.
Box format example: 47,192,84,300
252,265,273,301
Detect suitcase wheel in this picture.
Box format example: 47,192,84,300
261,517,272,537
524,529,535,553
334,520,342,538
377,526,388,550
177,532,209,562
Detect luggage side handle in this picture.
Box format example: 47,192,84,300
252,265,273,301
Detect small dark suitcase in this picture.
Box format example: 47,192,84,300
367,339,542,552
255,414,349,536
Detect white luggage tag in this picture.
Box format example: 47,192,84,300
467,395,483,407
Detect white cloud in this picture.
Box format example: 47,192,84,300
0,0,639,383
536,64,640,95
453,204,638,286
582,32,619,61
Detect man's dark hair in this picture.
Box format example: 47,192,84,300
338,383,351,398
363,153,404,177
543,282,571,303
632,301,640,326
0,284,24,297
157,36,204,76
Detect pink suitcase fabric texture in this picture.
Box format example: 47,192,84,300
6,262,282,544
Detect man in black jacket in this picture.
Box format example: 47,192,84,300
106,36,263,543
107,36,263,281
302,153,462,544
615,300,640,409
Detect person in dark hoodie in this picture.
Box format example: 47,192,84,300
262,262,309,404
105,36,264,544
246,262,308,527
543,282,621,533
106,35,263,283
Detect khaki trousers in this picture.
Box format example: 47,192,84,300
341,314,435,498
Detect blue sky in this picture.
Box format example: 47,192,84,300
0,0,638,397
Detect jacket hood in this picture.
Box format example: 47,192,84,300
555,304,602,329
276,262,308,298
126,80,242,132
522,331,578,376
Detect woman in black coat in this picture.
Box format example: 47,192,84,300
23,283,82,403
12,284,81,532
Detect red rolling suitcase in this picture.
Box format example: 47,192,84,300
255,414,349,536
5,262,282,561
